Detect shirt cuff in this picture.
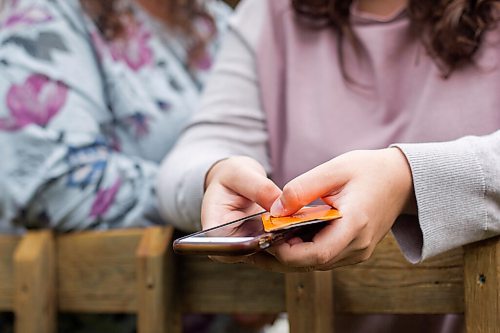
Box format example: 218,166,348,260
390,139,488,263
156,151,235,232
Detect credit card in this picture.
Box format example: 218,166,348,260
261,205,342,232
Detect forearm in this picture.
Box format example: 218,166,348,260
156,14,270,231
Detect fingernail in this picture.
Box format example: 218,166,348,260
270,199,284,216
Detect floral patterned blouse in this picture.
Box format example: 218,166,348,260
0,0,229,232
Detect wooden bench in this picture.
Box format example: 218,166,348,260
0,231,56,333
57,227,175,333
0,228,173,333
174,234,500,333
1,229,498,333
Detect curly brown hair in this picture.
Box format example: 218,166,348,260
80,0,216,66
292,0,500,77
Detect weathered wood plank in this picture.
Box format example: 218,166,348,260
177,233,464,316
286,271,334,333
464,236,500,333
136,226,181,333
334,234,464,314
57,229,143,313
0,235,20,311
178,256,286,313
14,230,56,333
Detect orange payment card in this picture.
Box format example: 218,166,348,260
261,205,342,232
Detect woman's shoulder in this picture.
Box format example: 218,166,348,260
0,0,108,111
227,0,289,51
0,0,87,33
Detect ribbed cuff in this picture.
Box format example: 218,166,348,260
391,138,487,263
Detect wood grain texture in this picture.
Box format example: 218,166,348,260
286,271,334,333
0,235,20,311
136,227,181,333
464,236,500,333
333,234,464,314
57,229,143,313
178,255,286,313
176,233,464,316
14,230,56,333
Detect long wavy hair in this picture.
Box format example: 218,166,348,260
292,0,500,77
80,0,215,66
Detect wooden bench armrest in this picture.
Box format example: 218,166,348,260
136,226,180,333
464,236,500,332
14,230,56,333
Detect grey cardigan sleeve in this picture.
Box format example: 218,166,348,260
392,130,500,263
156,0,270,231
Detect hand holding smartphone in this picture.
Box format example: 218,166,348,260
173,205,342,256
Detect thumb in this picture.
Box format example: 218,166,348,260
270,160,349,216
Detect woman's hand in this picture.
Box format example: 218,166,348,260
201,156,282,263
265,148,416,270
202,156,281,229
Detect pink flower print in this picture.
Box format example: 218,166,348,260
95,17,153,71
193,52,213,71
194,15,216,41
0,74,68,131
89,179,122,219
3,6,53,28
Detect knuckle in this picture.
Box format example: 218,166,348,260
358,247,375,263
282,182,306,206
314,250,333,266
358,252,372,263
256,180,278,201
356,237,372,251
357,213,370,230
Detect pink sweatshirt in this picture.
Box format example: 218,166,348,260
258,0,500,187
160,0,500,265
158,1,500,331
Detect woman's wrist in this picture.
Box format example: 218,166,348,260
204,156,266,190
386,148,417,215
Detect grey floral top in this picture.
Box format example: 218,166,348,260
0,0,229,232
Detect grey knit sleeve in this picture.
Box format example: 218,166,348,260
391,130,500,263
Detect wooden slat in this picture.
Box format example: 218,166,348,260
0,235,20,311
136,226,181,333
57,228,143,313
286,271,334,333
14,230,56,333
464,236,500,333
333,234,464,314
178,256,285,313
178,234,464,316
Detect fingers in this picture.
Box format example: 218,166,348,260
270,205,372,269
270,160,350,216
201,156,281,229
221,167,281,211
207,156,282,211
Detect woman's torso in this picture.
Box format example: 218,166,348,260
1,0,227,163
257,0,500,186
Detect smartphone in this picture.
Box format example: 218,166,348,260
173,206,340,256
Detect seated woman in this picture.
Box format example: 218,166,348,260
0,0,237,332
0,0,228,232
